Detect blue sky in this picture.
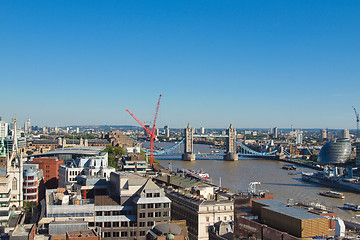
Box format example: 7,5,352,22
0,1,359,129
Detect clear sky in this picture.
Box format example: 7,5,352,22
1,1,359,129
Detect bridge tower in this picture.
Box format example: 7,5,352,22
224,124,238,161
182,124,196,161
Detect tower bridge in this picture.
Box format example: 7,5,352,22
141,124,278,161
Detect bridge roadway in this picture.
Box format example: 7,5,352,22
193,134,228,138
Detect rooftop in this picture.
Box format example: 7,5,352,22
254,199,325,220
30,146,106,157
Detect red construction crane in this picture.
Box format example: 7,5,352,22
126,94,162,166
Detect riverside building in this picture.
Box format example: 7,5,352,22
163,185,234,240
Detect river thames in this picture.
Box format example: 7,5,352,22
146,142,360,223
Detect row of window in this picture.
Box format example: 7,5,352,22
96,221,136,228
139,211,169,218
146,193,160,198
24,182,35,186
24,195,37,200
207,205,233,211
139,203,169,209
95,210,132,216
206,215,233,222
24,188,37,193
0,203,9,207
0,194,9,198
24,176,34,180
103,231,142,238
69,170,81,176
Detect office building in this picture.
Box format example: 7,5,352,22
320,129,328,140
318,138,351,164
341,129,350,139
24,118,31,134
273,127,278,138
0,119,8,139
23,164,44,203
40,172,171,240
0,175,11,227
31,157,64,189
58,152,114,188
164,185,234,240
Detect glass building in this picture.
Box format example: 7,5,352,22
317,138,351,164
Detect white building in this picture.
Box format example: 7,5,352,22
296,131,303,145
58,153,115,187
0,119,8,139
341,129,350,139
0,175,11,227
165,185,234,240
7,119,23,208
24,119,31,134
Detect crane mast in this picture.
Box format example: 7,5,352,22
353,106,359,140
126,94,162,166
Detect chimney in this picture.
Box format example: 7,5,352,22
167,175,171,186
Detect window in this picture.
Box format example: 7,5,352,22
163,211,169,217
130,231,136,236
113,222,119,227
206,217,209,222
147,203,153,209
147,221,153,227
113,232,119,237
96,222,102,227
154,193,160,197
146,193,152,198
139,222,145,227
230,206,233,210
96,211,102,216
139,213,145,218
224,216,227,221
121,221,128,227
163,203,169,208
148,212,153,218
130,221,137,227
155,203,161,208
155,212,161,217
140,231,145,236
140,204,146,209
217,217,220,221
224,206,226,210
104,222,111,227
104,211,111,216
104,232,111,238
12,178,17,191
230,216,233,220
112,211,120,215
121,232,128,237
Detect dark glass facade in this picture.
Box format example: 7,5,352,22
317,138,351,164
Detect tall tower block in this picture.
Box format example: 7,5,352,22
182,124,195,161
224,124,238,161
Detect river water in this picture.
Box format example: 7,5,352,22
145,142,360,223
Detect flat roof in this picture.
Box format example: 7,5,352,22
30,146,106,157
254,199,324,220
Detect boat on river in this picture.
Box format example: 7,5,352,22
344,203,360,211
319,191,345,199
282,165,297,170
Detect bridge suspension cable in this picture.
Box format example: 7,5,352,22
236,139,278,156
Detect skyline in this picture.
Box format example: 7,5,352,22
1,1,360,129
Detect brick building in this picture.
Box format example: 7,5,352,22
31,157,64,189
